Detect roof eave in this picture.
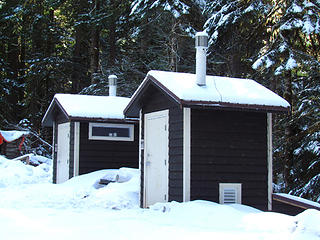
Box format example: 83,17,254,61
180,100,290,113
41,96,70,127
124,74,182,118
123,71,290,116
69,116,138,123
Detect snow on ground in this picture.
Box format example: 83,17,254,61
0,155,51,187
0,155,319,240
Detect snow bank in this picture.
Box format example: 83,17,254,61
81,168,140,209
0,155,320,240
61,168,140,209
293,209,320,240
0,163,139,210
0,155,52,187
149,201,258,232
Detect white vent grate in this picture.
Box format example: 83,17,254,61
219,183,242,204
223,188,237,204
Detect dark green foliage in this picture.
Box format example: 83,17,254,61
250,0,320,201
205,0,268,78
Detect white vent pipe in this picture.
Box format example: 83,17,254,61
108,75,117,96
195,31,208,86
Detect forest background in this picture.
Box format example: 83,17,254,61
0,0,319,202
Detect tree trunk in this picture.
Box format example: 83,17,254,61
89,0,100,84
71,0,90,93
7,29,19,108
169,21,178,72
283,72,294,189
71,26,85,93
108,0,116,68
46,9,54,57
32,1,44,54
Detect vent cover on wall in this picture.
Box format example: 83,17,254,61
219,183,242,204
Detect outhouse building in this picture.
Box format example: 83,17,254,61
42,93,139,183
124,70,290,211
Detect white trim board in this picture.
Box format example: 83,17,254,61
183,108,191,202
138,109,142,207
73,122,80,177
139,109,143,171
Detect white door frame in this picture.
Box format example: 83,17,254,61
183,108,191,202
73,122,80,177
143,109,169,208
57,122,70,183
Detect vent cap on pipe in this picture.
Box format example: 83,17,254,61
195,31,208,48
195,31,208,86
108,74,117,96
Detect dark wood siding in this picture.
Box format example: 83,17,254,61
78,122,139,175
141,84,183,205
0,139,25,159
69,122,75,178
190,109,268,210
168,107,183,201
272,199,306,216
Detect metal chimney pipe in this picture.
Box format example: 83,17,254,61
195,31,208,86
108,75,117,96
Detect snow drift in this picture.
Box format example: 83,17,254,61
0,155,319,240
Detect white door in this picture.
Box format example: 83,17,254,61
57,122,70,183
144,110,169,207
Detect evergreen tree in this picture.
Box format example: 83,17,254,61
252,0,320,201
60,0,91,93
0,0,319,200
82,0,200,97
0,0,25,126
204,0,269,77
21,0,72,129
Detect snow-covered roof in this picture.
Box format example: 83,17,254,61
273,193,320,210
124,70,290,117
42,94,135,127
0,130,29,142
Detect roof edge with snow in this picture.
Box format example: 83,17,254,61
0,130,29,143
124,71,290,118
42,94,138,127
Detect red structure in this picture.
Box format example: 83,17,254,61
0,130,29,159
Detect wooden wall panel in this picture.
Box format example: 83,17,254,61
78,122,139,175
190,109,268,210
141,85,183,203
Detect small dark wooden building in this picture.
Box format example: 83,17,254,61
0,130,29,159
124,70,290,210
42,94,139,183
